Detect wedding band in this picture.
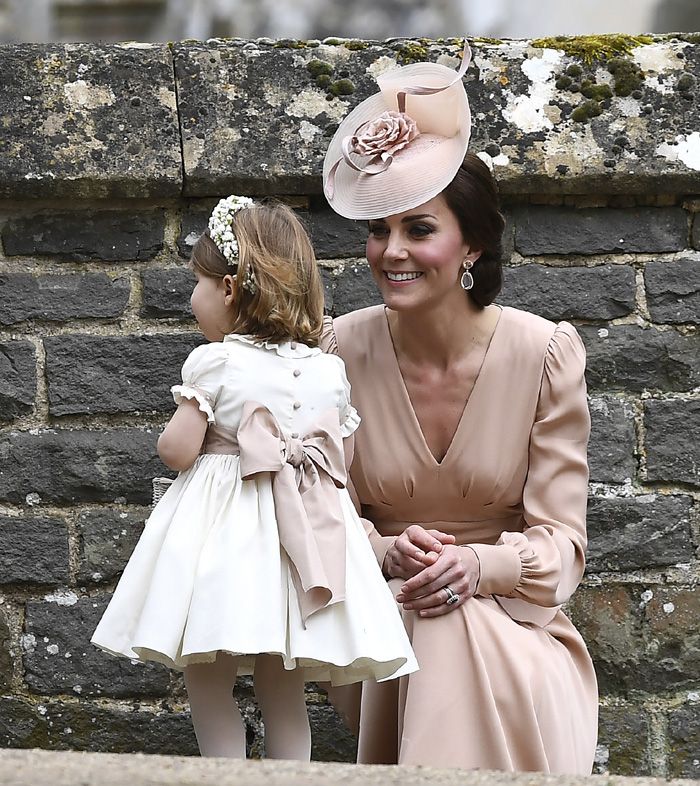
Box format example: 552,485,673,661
446,593,460,605
443,585,457,603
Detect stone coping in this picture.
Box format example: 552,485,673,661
0,36,698,199
0,749,697,786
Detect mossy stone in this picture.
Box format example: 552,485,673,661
572,99,603,122
581,82,613,101
344,40,369,51
307,59,334,78
315,74,332,89
677,73,695,92
396,42,428,64
556,75,573,90
607,58,644,97
328,79,355,97
531,34,654,64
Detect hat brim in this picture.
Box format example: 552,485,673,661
323,61,471,220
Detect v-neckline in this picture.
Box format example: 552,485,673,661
381,305,506,467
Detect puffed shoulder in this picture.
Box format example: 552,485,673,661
544,322,587,387
319,315,339,356
171,342,229,424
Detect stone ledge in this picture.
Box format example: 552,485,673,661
1,36,698,198
0,748,696,786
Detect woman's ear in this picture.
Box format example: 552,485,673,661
222,274,236,305
465,248,482,265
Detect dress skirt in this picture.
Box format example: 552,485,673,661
91,454,418,686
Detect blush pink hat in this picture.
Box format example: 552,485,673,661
323,43,472,220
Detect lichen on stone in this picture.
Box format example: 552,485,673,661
272,39,309,50
531,34,654,64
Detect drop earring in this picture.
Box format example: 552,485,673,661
460,260,474,291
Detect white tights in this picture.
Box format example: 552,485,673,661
184,653,311,760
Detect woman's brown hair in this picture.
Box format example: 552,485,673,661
442,153,505,307
190,201,325,346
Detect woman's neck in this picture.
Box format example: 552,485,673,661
387,297,500,369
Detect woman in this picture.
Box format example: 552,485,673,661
320,43,598,773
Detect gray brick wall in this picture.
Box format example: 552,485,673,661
0,35,698,777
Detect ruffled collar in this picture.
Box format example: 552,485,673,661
224,333,322,359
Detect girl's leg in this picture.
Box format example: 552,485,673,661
254,654,311,760
184,652,246,758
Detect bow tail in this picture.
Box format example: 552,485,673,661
273,465,346,625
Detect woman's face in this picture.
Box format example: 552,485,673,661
190,269,235,341
365,194,480,313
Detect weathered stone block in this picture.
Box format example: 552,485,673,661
329,262,381,317
514,207,687,255
308,703,357,763
40,701,198,755
0,697,49,748
500,264,635,320
2,210,165,262
588,396,636,483
77,508,148,584
0,428,163,505
0,515,70,584
45,333,205,416
641,587,700,688
176,203,212,259
667,702,700,779
569,584,700,693
644,258,700,324
0,273,130,325
307,200,367,259
24,596,170,698
0,609,12,691
595,702,650,776
645,399,700,486
692,214,699,250
586,494,693,573
0,341,36,421
580,325,699,393
0,44,181,198
141,269,195,319
172,38,700,196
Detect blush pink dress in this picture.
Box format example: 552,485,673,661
322,304,598,774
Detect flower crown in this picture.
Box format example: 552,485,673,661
208,195,257,294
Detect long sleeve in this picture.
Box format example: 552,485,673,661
469,321,590,608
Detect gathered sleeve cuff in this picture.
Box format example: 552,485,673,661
170,343,228,425
472,322,590,606
320,315,339,356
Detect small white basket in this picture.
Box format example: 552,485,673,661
151,476,174,508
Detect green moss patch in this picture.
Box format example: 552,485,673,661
532,34,654,64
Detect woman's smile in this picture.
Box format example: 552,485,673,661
384,270,425,284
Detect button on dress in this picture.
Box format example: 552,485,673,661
91,333,418,686
322,305,598,773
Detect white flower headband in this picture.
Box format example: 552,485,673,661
208,195,257,294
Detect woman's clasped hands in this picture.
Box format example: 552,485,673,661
384,525,480,617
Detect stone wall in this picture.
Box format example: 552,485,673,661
0,36,698,776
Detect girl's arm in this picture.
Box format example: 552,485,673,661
157,398,209,472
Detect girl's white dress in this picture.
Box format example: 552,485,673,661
91,334,418,686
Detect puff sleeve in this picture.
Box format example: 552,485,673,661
333,356,362,438
170,343,228,424
469,322,590,609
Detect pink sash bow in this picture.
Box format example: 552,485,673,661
237,401,347,624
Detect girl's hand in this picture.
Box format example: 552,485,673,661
394,545,480,617
383,524,456,580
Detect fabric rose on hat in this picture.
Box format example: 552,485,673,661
351,110,419,161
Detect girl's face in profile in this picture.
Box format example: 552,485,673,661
190,268,235,341
366,194,479,313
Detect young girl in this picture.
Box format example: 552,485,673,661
91,197,417,761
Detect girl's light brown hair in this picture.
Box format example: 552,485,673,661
190,201,325,346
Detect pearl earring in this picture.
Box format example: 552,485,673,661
460,260,474,291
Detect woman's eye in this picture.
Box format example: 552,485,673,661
409,223,433,237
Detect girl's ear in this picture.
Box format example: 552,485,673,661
222,274,236,305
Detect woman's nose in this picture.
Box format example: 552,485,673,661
383,232,408,260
